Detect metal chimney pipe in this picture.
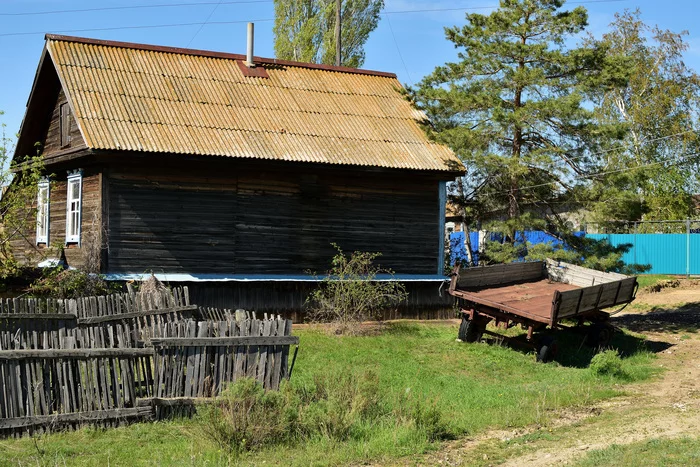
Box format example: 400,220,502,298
246,22,255,67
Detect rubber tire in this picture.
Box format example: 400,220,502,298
537,336,558,363
458,317,482,343
587,323,614,349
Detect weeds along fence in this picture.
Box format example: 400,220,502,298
0,288,298,438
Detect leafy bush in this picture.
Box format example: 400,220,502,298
589,350,628,378
306,244,408,333
28,267,119,298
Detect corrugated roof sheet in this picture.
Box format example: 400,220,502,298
45,35,463,173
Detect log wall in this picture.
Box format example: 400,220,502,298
106,158,443,275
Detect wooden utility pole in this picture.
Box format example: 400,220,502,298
335,0,341,66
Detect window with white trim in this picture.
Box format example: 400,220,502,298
65,171,82,244
36,180,50,244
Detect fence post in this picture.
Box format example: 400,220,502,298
687,219,691,278
633,222,637,267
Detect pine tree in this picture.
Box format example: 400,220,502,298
411,0,628,240
273,0,384,68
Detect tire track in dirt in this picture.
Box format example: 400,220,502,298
504,330,700,467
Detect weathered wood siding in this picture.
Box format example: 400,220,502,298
9,169,103,271
107,160,441,275
42,88,85,156
187,281,454,322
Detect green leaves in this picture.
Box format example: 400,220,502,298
412,0,626,237
273,0,384,68
1,110,46,278
587,9,700,224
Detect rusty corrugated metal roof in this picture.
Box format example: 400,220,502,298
46,35,464,173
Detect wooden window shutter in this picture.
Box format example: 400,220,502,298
60,102,72,148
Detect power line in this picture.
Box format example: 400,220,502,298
545,130,696,166
492,130,696,174
0,19,274,37
0,1,271,16
464,149,700,198
383,12,412,85
186,0,223,47
0,1,630,37
0,0,627,17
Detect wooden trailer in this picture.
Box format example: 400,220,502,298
448,260,639,362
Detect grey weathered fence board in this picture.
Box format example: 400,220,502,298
77,305,198,325
0,313,78,320
150,336,299,346
0,297,296,438
0,348,154,359
152,316,294,398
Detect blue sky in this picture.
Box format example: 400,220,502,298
1,0,699,150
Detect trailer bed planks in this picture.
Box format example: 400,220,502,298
448,260,639,361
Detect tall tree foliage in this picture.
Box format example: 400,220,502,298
0,111,43,278
411,0,627,240
273,0,384,68
587,10,700,227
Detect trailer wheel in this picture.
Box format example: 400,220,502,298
587,323,614,349
458,317,482,343
537,337,558,363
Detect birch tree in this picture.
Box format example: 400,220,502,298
588,10,700,225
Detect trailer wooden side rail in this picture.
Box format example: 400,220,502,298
448,260,638,362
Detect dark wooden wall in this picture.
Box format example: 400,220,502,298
106,158,442,275
186,280,455,322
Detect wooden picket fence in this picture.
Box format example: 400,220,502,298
0,290,298,438
0,287,197,339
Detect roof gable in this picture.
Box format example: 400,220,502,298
32,35,463,173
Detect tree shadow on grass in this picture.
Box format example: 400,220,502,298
481,325,672,369
611,302,700,334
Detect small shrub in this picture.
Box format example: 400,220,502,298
589,350,628,378
296,370,384,440
394,391,451,442
306,244,408,334
200,371,388,455
198,378,287,454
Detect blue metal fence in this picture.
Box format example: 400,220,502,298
587,233,700,275
449,230,700,275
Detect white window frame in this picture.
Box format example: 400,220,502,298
36,179,50,245
65,170,82,244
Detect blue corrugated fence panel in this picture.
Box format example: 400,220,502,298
587,233,700,275
448,232,480,265
692,235,700,275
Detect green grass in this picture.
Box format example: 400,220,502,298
0,322,659,466
635,274,675,289
572,437,700,466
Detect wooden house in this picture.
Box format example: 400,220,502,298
10,34,464,314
